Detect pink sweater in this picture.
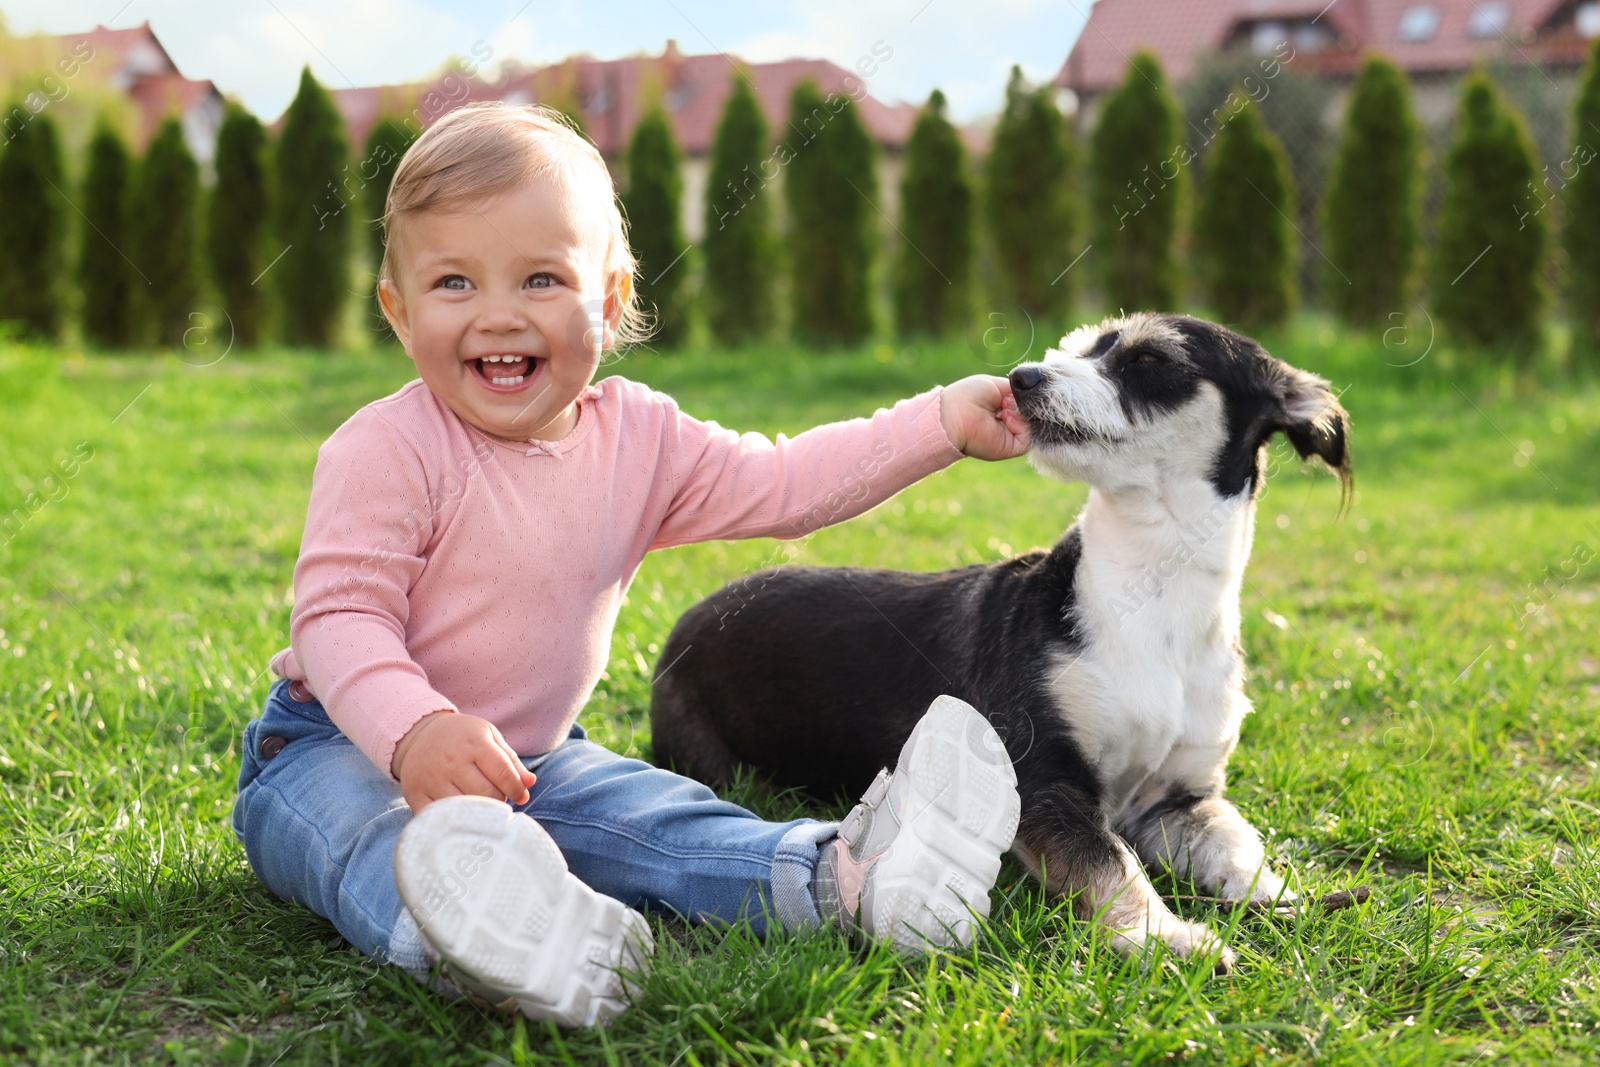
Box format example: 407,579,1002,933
269,376,962,777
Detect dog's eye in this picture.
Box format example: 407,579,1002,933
1129,350,1164,365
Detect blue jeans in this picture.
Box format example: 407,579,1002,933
232,679,835,975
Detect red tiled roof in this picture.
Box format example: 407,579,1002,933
1059,0,1589,95
59,20,180,78
329,41,920,159
126,72,223,144
40,21,219,150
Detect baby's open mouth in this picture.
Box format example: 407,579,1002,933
471,355,536,387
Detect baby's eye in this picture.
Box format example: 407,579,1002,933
525,273,557,290
438,275,471,291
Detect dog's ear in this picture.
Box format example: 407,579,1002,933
1273,366,1352,512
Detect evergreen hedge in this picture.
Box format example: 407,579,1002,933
785,80,876,347
1323,55,1422,329
1090,52,1183,313
79,120,135,348
1193,97,1297,331
207,103,270,348
895,89,973,339
1432,66,1546,353
0,108,65,340
129,118,198,348
987,67,1075,328
702,75,776,345
624,106,690,348
1566,37,1600,356
274,67,349,348
362,116,412,341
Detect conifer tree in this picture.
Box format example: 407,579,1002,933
362,116,412,341
1193,98,1297,330
274,67,350,348
624,106,690,348
1565,37,1600,357
895,89,973,339
1323,55,1422,329
0,108,65,339
1089,52,1183,313
1432,67,1546,353
130,118,198,347
207,103,270,348
786,80,876,346
79,119,135,347
987,67,1075,325
702,75,776,345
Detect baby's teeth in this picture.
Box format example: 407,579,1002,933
490,375,525,385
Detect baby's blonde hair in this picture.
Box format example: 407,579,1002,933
379,102,646,345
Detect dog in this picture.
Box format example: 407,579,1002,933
650,313,1353,969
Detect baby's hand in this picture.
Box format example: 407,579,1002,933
392,711,536,814
939,375,1031,461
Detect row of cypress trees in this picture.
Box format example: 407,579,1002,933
0,67,367,350
1085,44,1600,355
6,46,1599,354
651,69,1077,349
0,111,208,348
632,43,1600,355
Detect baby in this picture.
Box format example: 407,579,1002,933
233,103,1027,1027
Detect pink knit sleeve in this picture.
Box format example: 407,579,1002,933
287,410,458,777
651,387,964,549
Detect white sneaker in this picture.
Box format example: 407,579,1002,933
818,695,1021,953
393,795,654,1027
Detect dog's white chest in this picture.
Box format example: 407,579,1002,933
1047,548,1250,804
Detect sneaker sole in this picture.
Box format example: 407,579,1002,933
862,695,1022,953
394,795,653,1027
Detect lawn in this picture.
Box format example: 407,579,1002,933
1,321,1598,1065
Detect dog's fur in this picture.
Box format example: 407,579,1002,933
650,314,1351,968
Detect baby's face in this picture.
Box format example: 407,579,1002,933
380,174,620,442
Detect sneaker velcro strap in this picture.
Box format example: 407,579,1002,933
841,769,892,844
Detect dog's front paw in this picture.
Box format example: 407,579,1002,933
1216,867,1293,911
1111,916,1236,974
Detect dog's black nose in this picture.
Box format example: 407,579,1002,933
1009,365,1044,392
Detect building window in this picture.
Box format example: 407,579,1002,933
664,85,694,113
1466,2,1510,38
1291,21,1335,50
1244,18,1332,53
1579,2,1600,38
1397,4,1440,42
1251,20,1286,52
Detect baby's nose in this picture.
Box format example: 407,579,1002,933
479,298,531,331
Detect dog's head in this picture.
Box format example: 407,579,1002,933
1009,313,1351,506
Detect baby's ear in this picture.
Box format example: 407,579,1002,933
377,279,413,351
603,273,632,348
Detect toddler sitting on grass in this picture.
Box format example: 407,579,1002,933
232,102,1027,1026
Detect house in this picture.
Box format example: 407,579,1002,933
38,21,225,163
327,40,921,239
1058,0,1600,124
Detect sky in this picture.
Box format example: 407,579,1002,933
0,0,1090,123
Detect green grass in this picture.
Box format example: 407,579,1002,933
2,321,1598,1065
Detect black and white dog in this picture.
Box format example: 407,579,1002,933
650,314,1353,968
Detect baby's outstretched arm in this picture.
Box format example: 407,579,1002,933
938,375,1031,461
392,710,536,814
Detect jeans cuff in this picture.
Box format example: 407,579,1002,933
385,901,432,976
769,820,839,932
